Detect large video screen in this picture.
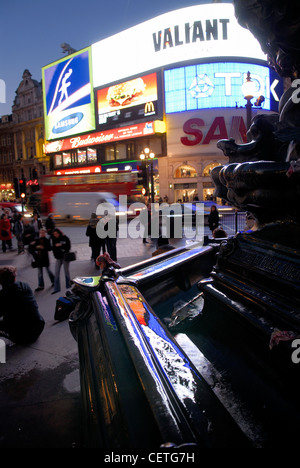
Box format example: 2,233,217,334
96,72,161,129
164,62,277,113
92,4,266,89
42,47,95,141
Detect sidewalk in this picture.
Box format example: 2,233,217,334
0,232,191,448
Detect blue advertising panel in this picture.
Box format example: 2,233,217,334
42,47,95,141
164,62,282,113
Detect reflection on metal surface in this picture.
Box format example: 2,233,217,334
119,284,199,402
168,293,204,330
95,292,118,331
126,246,211,280
72,276,100,288
106,281,181,431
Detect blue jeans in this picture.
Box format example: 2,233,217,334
38,266,55,288
53,259,70,292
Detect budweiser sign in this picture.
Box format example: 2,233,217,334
44,121,155,153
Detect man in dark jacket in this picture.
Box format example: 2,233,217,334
0,266,45,344
51,228,72,294
32,228,55,291
14,214,25,254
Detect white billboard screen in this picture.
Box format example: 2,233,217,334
92,4,266,88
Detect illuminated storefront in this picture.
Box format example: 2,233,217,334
42,3,283,202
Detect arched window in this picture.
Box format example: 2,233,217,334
203,162,222,177
175,164,197,178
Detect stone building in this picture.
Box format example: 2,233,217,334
0,69,49,200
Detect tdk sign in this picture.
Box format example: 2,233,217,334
52,112,83,134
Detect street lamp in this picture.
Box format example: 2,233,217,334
242,71,256,131
140,147,155,203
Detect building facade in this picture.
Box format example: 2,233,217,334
0,69,49,200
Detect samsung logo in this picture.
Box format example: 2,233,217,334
52,112,83,134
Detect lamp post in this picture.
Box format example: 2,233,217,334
242,71,256,131
140,147,155,203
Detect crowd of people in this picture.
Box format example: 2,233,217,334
0,204,228,345
0,209,123,345
0,210,73,295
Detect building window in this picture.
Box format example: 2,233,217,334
175,164,197,178
54,154,63,166
87,147,97,163
116,143,127,160
203,162,221,177
77,149,87,165
105,145,115,161
62,152,71,165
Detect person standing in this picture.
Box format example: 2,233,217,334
105,213,118,261
100,210,119,261
208,205,220,232
22,218,36,259
31,213,43,240
0,213,12,253
0,266,45,344
14,214,25,254
33,228,55,292
51,228,71,294
86,213,105,268
45,213,55,237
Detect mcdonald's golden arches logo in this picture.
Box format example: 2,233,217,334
144,101,155,115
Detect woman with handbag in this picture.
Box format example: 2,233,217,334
0,213,13,253
51,228,71,294
33,228,55,292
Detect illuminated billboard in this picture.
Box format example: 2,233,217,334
44,121,159,153
96,72,161,129
92,4,266,89
164,62,280,113
42,47,95,141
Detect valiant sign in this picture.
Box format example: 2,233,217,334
152,18,230,51
92,4,266,89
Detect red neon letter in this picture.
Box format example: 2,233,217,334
181,118,204,146
202,117,228,144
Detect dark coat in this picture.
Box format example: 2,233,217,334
52,234,71,259
208,209,219,231
0,281,45,344
23,224,35,245
86,224,103,248
33,236,52,267
45,216,55,235
14,219,24,239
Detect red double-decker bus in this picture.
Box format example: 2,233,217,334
36,170,142,214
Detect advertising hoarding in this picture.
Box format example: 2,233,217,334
96,72,161,129
166,108,267,157
42,47,95,141
92,4,266,89
44,121,159,153
164,62,276,113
